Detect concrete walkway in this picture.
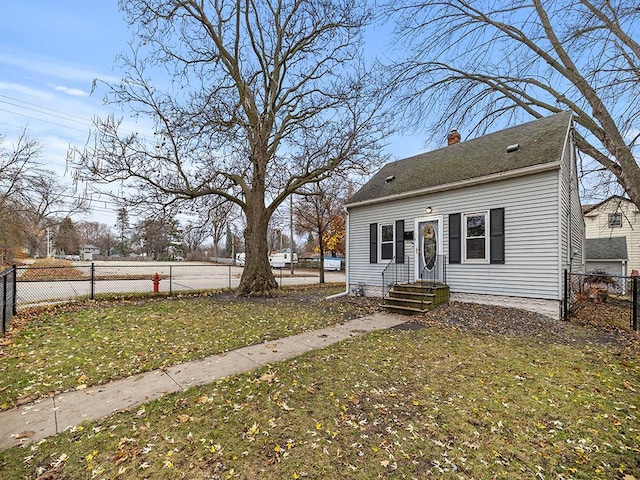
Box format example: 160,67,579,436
0,313,407,451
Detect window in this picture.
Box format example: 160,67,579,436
608,212,622,228
380,224,394,260
464,212,488,262
450,209,504,265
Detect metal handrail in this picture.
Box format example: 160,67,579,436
381,254,413,299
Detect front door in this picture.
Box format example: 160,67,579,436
415,216,443,283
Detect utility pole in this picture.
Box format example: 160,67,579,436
46,227,51,258
290,194,295,275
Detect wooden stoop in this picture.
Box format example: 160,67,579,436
383,282,450,315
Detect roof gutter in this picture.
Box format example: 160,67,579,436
345,161,562,209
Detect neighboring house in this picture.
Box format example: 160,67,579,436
583,195,640,272
344,112,584,320
585,237,628,279
80,245,100,261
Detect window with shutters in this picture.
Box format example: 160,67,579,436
463,212,489,262
380,224,394,260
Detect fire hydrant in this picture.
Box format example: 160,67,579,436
152,272,160,292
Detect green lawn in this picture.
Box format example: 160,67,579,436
0,289,638,479
0,285,375,411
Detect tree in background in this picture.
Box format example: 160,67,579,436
295,178,351,283
73,0,389,295
133,214,182,260
76,221,116,256
389,0,639,205
55,218,80,256
0,131,84,261
324,215,346,257
114,207,130,256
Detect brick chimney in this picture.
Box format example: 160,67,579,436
447,129,461,146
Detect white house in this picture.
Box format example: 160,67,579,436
80,245,100,261
344,112,584,320
583,195,640,272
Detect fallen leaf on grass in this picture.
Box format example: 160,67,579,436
622,381,636,392
259,373,277,382
177,414,191,423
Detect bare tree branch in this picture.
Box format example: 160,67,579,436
388,0,639,206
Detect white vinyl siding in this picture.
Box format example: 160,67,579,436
558,131,585,278
347,169,562,300
585,198,640,272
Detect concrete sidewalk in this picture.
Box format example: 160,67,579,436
0,313,406,451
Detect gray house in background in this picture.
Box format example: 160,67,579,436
80,245,100,261
345,112,585,320
585,237,628,278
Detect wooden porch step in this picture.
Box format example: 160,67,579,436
383,283,450,315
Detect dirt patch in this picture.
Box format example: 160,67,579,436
413,301,639,354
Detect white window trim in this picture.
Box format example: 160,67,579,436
379,223,395,262
608,212,622,228
462,211,489,264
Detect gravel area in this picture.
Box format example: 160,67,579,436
411,301,639,354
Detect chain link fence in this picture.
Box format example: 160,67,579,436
563,270,638,331
12,262,338,312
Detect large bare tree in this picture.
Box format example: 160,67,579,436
73,0,389,295
388,0,639,205
0,132,83,261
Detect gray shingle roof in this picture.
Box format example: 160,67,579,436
347,111,573,206
585,237,628,260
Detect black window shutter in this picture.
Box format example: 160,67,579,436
449,213,461,264
395,220,404,264
369,223,378,263
490,208,505,264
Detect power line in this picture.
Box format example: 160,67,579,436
0,106,92,135
0,95,94,127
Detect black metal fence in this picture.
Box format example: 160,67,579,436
1,266,17,336
563,270,638,331
11,262,332,313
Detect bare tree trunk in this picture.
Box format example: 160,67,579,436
238,164,278,295
317,227,326,284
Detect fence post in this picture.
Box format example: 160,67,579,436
12,264,17,316
633,276,638,331
170,266,173,296
563,269,569,322
2,272,6,336
229,264,231,289
90,263,95,300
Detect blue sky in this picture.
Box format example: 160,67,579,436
0,1,427,223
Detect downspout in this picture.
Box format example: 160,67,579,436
325,206,350,300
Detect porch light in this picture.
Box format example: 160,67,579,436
425,206,432,214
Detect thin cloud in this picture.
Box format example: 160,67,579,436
0,82,55,101
0,48,121,84
49,84,89,98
